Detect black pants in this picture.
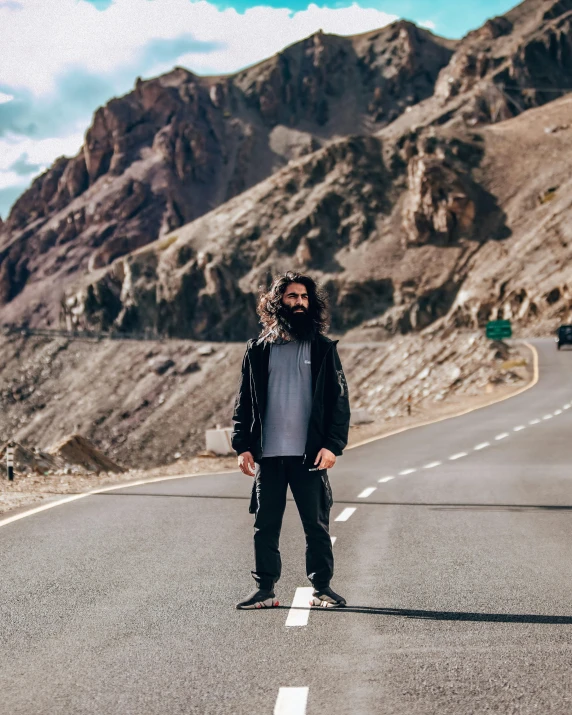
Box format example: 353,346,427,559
250,456,334,591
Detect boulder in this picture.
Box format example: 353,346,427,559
47,434,124,473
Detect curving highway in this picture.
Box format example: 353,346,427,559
2,338,572,714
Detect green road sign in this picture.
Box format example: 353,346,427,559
486,319,512,340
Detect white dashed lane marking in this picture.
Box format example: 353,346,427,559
358,487,377,499
274,687,309,714
330,536,337,545
333,401,571,497
285,588,314,627
335,507,356,522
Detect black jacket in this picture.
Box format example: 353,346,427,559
231,333,351,464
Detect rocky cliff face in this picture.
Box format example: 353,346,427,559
0,21,453,328
62,88,572,340
384,0,572,135
61,126,512,338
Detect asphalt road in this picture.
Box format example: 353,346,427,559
2,338,572,714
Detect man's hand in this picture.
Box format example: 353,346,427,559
314,448,336,470
238,451,255,477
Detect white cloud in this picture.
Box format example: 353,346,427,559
0,171,25,191
0,92,14,104
0,132,85,174
2,0,398,95
0,132,85,216
419,19,437,30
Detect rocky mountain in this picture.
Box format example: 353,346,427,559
1,0,571,339
0,21,454,328
62,92,572,341
383,0,572,137
59,129,495,339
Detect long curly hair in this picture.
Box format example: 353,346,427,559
257,271,329,341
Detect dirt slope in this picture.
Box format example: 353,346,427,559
0,330,530,469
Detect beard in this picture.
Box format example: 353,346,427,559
277,304,315,341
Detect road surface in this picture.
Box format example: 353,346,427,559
2,338,572,714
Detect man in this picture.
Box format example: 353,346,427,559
232,271,351,609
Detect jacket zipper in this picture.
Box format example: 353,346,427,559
248,355,264,454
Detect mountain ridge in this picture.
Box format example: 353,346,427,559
1,0,572,337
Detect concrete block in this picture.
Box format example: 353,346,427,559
350,408,374,426
205,427,234,455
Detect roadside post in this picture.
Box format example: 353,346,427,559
6,442,14,481
486,319,512,340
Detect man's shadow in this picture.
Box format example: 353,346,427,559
276,606,572,624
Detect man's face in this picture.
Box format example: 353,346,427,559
281,283,309,314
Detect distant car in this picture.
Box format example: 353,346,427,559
556,325,572,350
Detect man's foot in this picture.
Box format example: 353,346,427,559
310,586,346,608
236,588,279,610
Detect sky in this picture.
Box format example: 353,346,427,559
0,0,519,219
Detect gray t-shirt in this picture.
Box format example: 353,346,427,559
261,340,312,458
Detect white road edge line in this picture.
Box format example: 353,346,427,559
0,469,234,530
399,468,417,475
274,687,309,715
285,588,314,627
330,536,337,545
449,452,468,460
378,476,394,483
474,442,490,451
529,419,541,425
358,487,377,498
335,507,356,522
424,461,442,469
513,425,526,432
495,433,509,440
